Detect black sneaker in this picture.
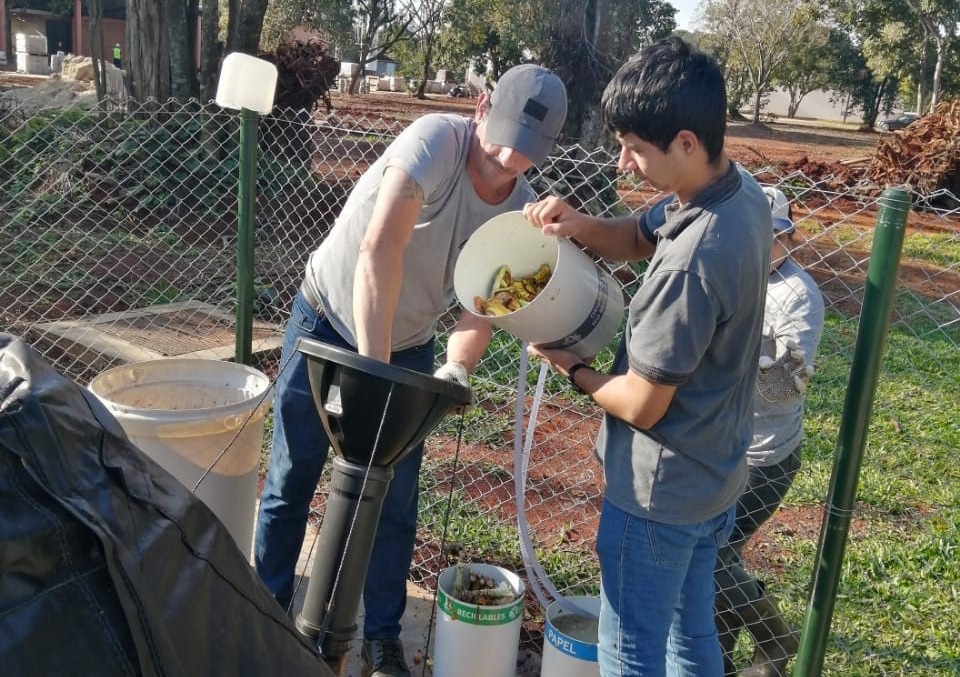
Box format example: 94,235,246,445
361,638,411,677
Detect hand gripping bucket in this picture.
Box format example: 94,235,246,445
454,211,624,359
88,359,272,559
541,596,601,677
433,564,525,677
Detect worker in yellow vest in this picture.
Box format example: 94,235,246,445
113,42,121,68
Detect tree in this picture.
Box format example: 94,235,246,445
199,0,222,102
903,0,960,111
775,22,833,118
825,0,916,128
822,25,898,130
346,0,414,93
541,0,676,147
167,0,199,100
124,0,199,102
87,0,107,102
127,0,170,101
701,0,822,125
260,0,355,53
443,0,542,80
409,0,447,98
234,0,271,54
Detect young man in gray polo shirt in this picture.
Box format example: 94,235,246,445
255,65,567,677
524,37,772,676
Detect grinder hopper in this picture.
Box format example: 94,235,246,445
292,338,470,669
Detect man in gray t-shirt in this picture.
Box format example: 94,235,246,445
524,38,771,676
255,64,567,677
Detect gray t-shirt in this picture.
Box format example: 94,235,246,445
595,164,772,524
748,258,824,466
303,113,535,350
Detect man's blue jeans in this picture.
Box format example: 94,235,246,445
254,290,435,639
596,498,736,677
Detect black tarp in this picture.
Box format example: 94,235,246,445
0,334,334,677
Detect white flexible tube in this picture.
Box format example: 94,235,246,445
514,343,593,617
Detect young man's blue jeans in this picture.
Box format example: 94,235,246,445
596,498,736,677
254,290,435,639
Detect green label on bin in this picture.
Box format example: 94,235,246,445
437,587,523,627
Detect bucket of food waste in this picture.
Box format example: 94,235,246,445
453,211,624,359
540,595,601,677
432,563,525,677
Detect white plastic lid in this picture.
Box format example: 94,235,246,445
215,52,278,114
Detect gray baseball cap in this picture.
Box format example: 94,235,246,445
484,64,568,166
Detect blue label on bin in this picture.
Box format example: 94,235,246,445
539,267,609,352
546,621,598,662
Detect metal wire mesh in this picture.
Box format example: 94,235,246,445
2,98,958,675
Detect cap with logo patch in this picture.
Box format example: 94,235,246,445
484,64,568,166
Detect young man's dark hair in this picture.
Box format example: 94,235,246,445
601,36,727,164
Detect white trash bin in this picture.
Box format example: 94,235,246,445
88,359,272,559
433,564,525,677
541,595,601,677
454,211,624,359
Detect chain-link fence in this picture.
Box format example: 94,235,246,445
2,98,958,675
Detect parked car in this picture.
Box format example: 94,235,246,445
877,112,919,132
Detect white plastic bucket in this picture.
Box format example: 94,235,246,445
433,564,525,677
454,211,624,359
541,596,601,677
88,359,272,558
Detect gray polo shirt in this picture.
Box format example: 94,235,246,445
302,114,535,350
595,164,772,524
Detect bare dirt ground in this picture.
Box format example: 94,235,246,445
325,90,879,170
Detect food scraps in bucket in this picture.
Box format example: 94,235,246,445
450,563,521,606
473,263,551,316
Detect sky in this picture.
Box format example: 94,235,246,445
671,0,701,31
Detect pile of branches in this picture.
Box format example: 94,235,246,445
869,99,960,194
262,38,339,114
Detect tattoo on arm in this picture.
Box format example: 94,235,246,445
398,175,424,204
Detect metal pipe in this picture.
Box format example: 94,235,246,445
235,108,258,365
793,187,910,676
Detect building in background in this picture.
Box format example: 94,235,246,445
1,0,126,65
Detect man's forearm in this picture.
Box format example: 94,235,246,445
571,214,654,262
444,312,493,372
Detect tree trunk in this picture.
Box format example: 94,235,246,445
235,0,270,55
752,88,762,124
199,0,221,102
418,41,434,100
916,37,927,115
226,0,240,51
787,88,800,118
88,0,106,102
127,0,169,102
931,36,946,111
166,0,198,100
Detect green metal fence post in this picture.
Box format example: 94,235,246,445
792,187,911,676
235,108,258,365
215,52,277,365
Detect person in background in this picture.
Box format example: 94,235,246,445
113,42,121,69
714,187,825,677
255,64,567,677
523,37,771,676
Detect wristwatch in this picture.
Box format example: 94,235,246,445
567,363,590,395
